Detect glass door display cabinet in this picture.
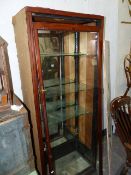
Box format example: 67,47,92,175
13,7,104,175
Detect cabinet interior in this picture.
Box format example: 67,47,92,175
38,30,98,174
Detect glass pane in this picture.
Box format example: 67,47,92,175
38,30,98,175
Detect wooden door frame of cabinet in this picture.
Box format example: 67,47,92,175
33,28,55,175
97,19,104,175
33,22,100,32
25,7,104,175
26,12,47,175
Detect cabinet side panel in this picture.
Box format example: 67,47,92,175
12,10,42,174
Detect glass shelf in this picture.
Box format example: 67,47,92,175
44,82,93,99
47,105,91,126
40,52,95,57
44,78,74,88
46,100,75,112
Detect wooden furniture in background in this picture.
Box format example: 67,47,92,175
0,96,35,175
13,7,104,175
124,54,131,96
110,96,131,175
0,37,13,111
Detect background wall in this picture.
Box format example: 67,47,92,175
0,0,120,100
116,0,131,96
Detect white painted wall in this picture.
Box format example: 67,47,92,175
0,0,119,100
116,0,131,96
88,0,119,100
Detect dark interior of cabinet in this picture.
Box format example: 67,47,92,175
32,12,101,26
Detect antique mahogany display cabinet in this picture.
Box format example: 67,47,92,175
13,6,104,175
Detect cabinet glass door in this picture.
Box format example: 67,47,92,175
38,29,99,175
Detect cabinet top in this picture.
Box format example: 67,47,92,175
15,6,104,23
